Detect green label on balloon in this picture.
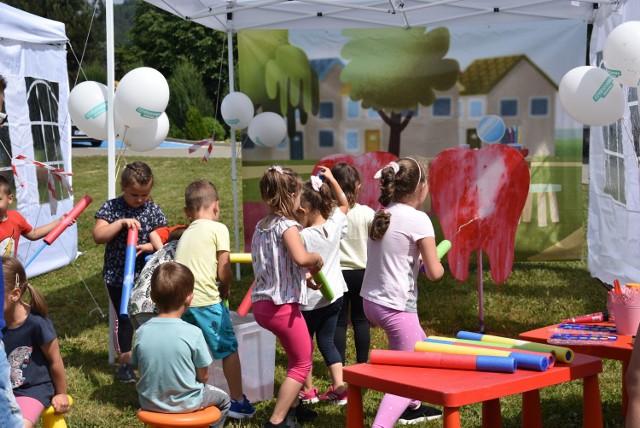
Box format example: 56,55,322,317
227,119,240,125
135,107,161,119
84,102,107,119
593,77,614,102
606,67,621,78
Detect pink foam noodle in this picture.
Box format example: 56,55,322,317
237,281,255,317
44,195,93,245
370,349,516,373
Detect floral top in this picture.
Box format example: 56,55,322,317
95,196,167,286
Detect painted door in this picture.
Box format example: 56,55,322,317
365,129,380,152
290,131,304,160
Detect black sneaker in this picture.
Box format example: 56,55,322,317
263,419,301,428
116,364,136,383
288,402,318,422
398,404,442,425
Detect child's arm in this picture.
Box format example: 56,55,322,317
283,227,323,270
41,338,70,414
22,217,62,241
196,366,209,384
317,166,349,214
149,230,164,252
93,218,140,244
217,250,232,300
417,236,444,281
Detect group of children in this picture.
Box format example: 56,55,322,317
0,83,444,428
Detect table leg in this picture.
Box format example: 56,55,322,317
623,358,630,417
583,374,603,428
482,399,501,428
346,384,364,428
522,390,542,428
443,406,461,428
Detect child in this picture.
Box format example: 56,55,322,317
174,179,255,420
360,158,445,427
297,166,349,405
0,74,23,427
2,256,70,428
132,261,230,427
331,163,374,366
136,223,189,255
129,226,187,329
93,161,167,383
251,165,324,428
0,175,67,257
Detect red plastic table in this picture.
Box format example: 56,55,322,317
343,353,602,428
520,322,632,415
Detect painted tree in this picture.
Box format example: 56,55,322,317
341,27,460,156
238,30,319,139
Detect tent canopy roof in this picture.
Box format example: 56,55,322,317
0,2,67,44
144,0,604,32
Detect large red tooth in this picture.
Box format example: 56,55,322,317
314,151,398,208
429,145,530,283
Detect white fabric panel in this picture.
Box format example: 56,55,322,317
0,5,75,278
588,0,640,285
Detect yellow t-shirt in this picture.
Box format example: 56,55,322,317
175,219,230,307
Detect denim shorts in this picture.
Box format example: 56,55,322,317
183,303,238,359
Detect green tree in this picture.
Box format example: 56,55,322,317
167,61,214,132
238,30,319,139
341,27,460,156
4,0,106,85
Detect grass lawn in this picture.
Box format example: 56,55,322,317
27,156,622,427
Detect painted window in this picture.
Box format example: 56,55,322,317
433,97,452,117
319,101,334,119
347,100,360,119
469,99,483,118
500,99,518,117
367,108,380,119
345,130,359,152
319,130,334,148
530,97,549,117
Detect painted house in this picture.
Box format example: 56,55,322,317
242,54,557,160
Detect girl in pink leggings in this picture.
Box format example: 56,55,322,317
251,166,324,428
361,158,445,427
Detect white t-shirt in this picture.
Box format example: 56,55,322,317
300,209,348,311
360,202,435,312
340,203,375,270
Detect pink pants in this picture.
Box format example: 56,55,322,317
253,300,313,383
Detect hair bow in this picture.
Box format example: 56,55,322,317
268,165,284,174
374,161,400,179
310,175,323,191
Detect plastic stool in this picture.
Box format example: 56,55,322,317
41,395,74,428
137,406,221,428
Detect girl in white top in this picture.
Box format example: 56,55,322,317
250,166,324,428
360,158,444,427
297,166,349,405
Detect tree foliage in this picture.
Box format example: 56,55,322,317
341,27,460,155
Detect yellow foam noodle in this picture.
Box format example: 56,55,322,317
414,341,511,358
229,253,252,264
468,333,574,363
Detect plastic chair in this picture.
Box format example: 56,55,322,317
137,406,221,428
41,395,73,428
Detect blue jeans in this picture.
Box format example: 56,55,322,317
302,297,343,366
0,340,23,427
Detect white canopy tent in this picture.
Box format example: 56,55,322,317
0,3,77,278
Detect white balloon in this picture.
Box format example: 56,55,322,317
114,67,170,129
68,81,110,141
221,92,254,129
558,66,624,126
121,113,169,152
603,21,640,87
248,112,287,148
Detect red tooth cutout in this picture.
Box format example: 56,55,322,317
314,151,398,209
429,145,530,283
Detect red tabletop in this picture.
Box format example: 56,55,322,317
344,353,602,427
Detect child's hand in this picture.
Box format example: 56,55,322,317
51,393,70,414
136,242,154,256
121,218,140,230
317,165,334,182
218,282,230,300
61,213,77,226
306,277,321,290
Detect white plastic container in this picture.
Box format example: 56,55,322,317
207,311,276,402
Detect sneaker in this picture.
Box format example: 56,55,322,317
289,402,318,422
318,385,347,405
397,404,442,425
298,387,319,404
263,419,301,428
116,364,136,383
229,394,256,419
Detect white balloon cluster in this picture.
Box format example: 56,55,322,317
68,67,170,152
220,91,286,148
559,21,640,126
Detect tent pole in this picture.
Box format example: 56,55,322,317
227,28,241,280
106,0,117,364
